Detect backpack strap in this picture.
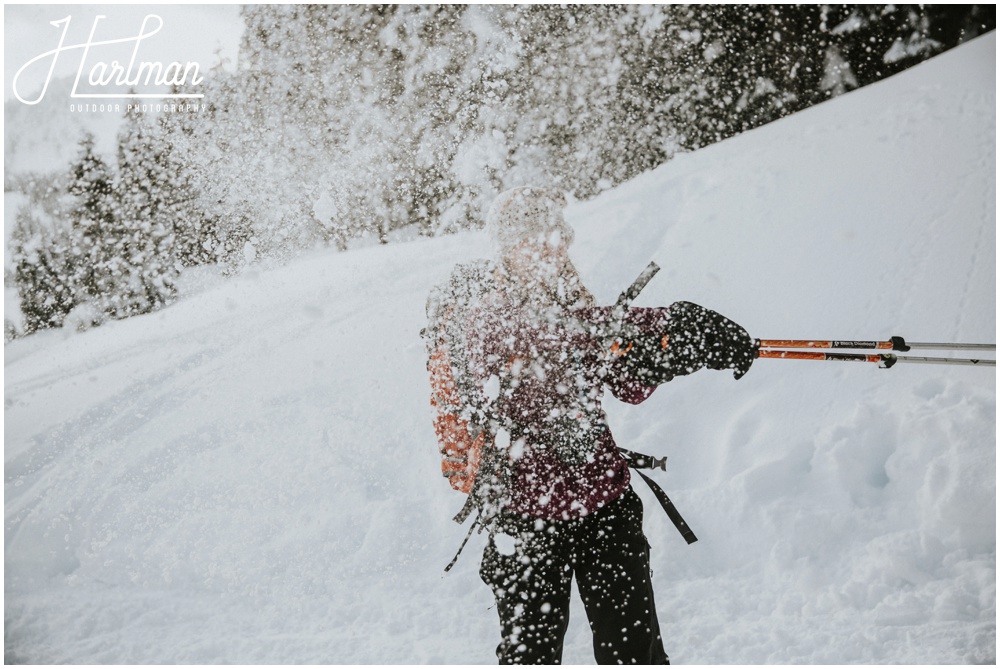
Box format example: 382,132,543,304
620,447,698,545
444,510,482,572
452,482,478,524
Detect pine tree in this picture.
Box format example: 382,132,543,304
161,69,256,269
11,133,119,334
157,89,215,268
158,3,993,262
66,132,118,315
10,206,76,333
112,108,180,317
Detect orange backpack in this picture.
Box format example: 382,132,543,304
423,261,497,495
427,339,488,493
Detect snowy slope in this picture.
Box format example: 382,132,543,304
4,33,995,664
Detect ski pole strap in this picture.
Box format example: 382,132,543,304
632,468,698,545
452,489,477,525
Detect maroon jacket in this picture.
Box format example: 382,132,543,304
466,291,672,520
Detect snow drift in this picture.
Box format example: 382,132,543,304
4,33,995,664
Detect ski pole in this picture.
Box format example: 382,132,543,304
756,337,996,352
756,337,997,352
756,349,995,367
754,336,995,367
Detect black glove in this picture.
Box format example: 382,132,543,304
614,331,676,385
614,301,756,383
665,301,757,379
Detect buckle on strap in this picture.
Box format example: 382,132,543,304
618,447,667,471
619,447,697,545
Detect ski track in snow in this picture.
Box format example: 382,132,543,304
4,34,996,665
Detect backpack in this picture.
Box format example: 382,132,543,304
424,260,698,571
422,260,498,496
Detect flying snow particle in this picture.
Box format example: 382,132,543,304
494,533,517,556
483,374,501,402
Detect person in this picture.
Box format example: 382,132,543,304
458,186,756,665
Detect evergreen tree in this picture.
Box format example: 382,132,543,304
113,108,180,317
164,68,258,269
157,3,994,262
66,132,118,315
157,89,216,268
11,133,118,333
10,206,76,333
615,5,994,153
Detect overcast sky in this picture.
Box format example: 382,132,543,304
4,4,244,102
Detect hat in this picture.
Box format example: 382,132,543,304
485,187,572,252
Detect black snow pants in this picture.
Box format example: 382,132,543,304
479,487,670,665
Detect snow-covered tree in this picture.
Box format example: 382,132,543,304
12,118,196,333
10,205,76,333
65,133,117,303
155,94,216,268
153,4,993,264
11,134,115,333
102,109,180,318
613,5,993,153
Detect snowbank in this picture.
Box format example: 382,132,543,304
4,33,995,664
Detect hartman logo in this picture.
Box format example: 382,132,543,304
12,14,205,105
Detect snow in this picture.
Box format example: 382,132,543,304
4,33,995,664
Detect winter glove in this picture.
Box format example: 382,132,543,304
614,301,757,382
664,301,757,379
614,332,676,385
